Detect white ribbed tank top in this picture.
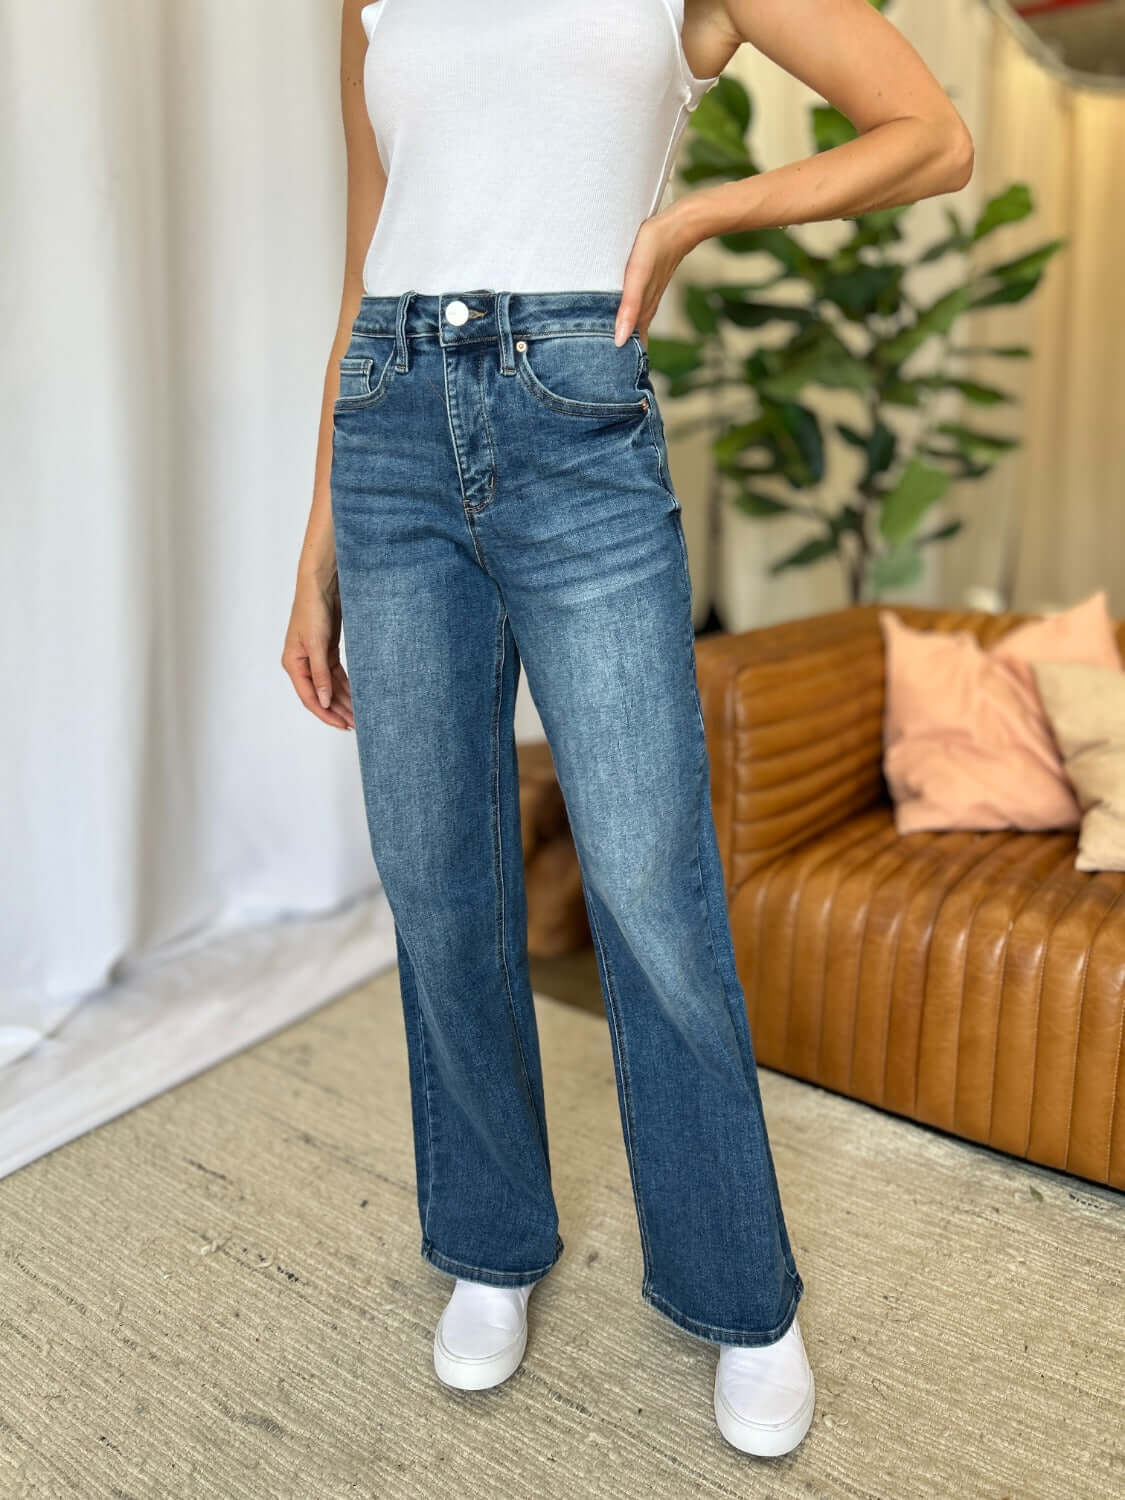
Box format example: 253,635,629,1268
358,0,720,295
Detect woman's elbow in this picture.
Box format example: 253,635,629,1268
938,115,975,193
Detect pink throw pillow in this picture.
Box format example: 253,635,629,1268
880,591,1123,834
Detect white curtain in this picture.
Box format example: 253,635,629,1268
940,2,1125,616
1,1,398,1170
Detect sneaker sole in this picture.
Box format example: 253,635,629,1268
432,1311,529,1391
713,1368,816,1458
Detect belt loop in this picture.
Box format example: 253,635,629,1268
497,291,515,375
394,290,417,372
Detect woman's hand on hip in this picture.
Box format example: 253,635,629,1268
614,209,696,347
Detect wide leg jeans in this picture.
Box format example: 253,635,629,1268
329,288,805,1347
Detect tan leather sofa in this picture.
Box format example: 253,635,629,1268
694,604,1125,1193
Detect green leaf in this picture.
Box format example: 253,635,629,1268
719,271,794,292
775,402,826,486
918,233,966,264
713,419,771,464
837,419,896,484
917,377,1015,405
682,77,756,178
645,337,704,379
721,300,816,329
918,207,971,263
690,89,755,158
834,503,866,537
916,518,965,545
708,73,753,135
812,105,858,152
716,228,823,281
869,545,924,594
679,148,756,184
935,422,1019,460
758,342,875,401
920,443,996,481
968,272,1044,309
768,535,838,575
878,458,952,543
972,184,1033,241
683,285,719,336
881,379,925,407
735,490,793,518
820,262,904,320
865,419,897,482
841,206,909,252
977,237,1067,283
951,379,1014,405
949,345,1031,358
874,285,973,365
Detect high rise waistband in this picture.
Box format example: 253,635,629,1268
351,290,633,376
353,290,625,343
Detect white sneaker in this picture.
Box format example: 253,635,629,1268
432,1276,538,1391
713,1315,816,1457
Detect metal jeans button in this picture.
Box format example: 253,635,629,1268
444,299,469,326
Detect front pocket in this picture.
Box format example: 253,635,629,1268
514,332,650,420
334,341,398,411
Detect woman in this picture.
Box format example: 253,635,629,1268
282,0,972,1460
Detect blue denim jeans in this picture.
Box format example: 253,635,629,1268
329,288,805,1347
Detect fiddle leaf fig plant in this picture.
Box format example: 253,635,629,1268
651,19,1065,608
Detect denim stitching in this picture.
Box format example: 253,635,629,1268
333,341,398,411
440,346,471,505
642,1276,804,1346
514,347,649,420
645,402,680,507
421,1233,564,1284
352,324,636,342
465,352,499,512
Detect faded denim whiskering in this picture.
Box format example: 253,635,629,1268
330,288,805,1347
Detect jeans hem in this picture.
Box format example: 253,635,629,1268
641,1268,804,1348
420,1232,564,1287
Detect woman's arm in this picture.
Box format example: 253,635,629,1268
616,0,974,343
283,0,385,727
295,0,387,601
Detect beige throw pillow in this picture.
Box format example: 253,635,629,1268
1031,660,1125,871
880,591,1124,834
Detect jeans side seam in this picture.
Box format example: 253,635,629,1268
585,896,655,1287
492,606,552,1173
398,926,438,1242
645,403,680,505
